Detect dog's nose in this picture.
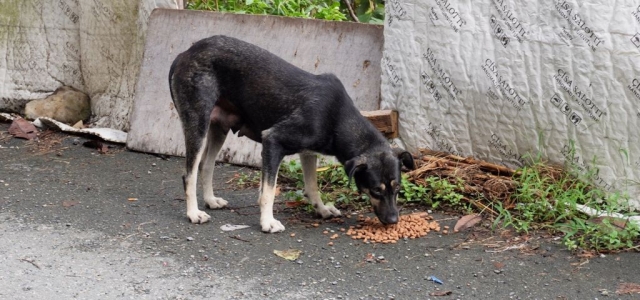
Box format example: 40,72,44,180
388,214,399,224
383,213,398,225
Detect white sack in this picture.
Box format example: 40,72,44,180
382,0,640,208
0,0,182,131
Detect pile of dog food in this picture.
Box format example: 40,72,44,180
346,212,440,244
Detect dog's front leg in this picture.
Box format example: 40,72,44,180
259,133,286,233
300,153,341,218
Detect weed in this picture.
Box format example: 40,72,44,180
229,150,639,252
186,0,348,21
277,158,366,209
490,155,639,252
399,175,465,210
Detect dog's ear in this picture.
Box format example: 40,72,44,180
344,156,368,185
392,147,415,170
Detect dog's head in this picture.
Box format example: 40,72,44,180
344,147,415,224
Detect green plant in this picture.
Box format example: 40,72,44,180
489,154,640,251
426,176,465,206
399,175,465,210
186,0,349,21
277,158,365,208
231,169,261,189
399,174,427,203
314,1,347,21
347,0,385,24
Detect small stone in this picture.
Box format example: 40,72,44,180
186,237,194,241
494,270,501,274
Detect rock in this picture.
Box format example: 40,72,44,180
25,86,90,124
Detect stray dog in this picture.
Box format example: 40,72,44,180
168,35,415,233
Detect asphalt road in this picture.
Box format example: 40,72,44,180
0,123,638,300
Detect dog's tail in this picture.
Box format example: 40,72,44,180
168,56,179,103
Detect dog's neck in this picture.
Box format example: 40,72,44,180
332,106,390,164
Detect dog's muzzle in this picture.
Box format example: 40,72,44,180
373,199,399,225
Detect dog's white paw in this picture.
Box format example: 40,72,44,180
260,218,285,233
316,205,342,219
187,209,211,224
205,196,228,209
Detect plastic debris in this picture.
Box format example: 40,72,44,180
220,224,251,231
427,276,443,285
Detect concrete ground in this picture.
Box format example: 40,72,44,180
0,123,638,300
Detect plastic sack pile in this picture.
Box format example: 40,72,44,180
381,0,640,208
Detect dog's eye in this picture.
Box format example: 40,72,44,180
371,187,382,195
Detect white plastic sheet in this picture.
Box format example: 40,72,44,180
0,0,182,131
382,0,640,208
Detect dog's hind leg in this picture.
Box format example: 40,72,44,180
174,77,219,224
300,153,342,218
201,124,228,209
183,128,211,224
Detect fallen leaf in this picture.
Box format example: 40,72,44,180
616,282,640,295
273,249,302,261
8,117,37,140
590,216,628,230
285,201,304,208
493,261,505,269
454,214,482,232
429,290,452,296
316,166,330,172
62,200,79,207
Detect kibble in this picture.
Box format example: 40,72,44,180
345,212,440,244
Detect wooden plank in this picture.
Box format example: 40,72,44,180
361,110,398,139
126,9,384,167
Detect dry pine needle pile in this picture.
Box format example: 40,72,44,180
346,212,440,244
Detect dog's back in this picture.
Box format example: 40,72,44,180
169,35,371,157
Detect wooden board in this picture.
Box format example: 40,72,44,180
361,110,398,139
127,9,384,167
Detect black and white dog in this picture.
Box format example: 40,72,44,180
168,35,414,233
